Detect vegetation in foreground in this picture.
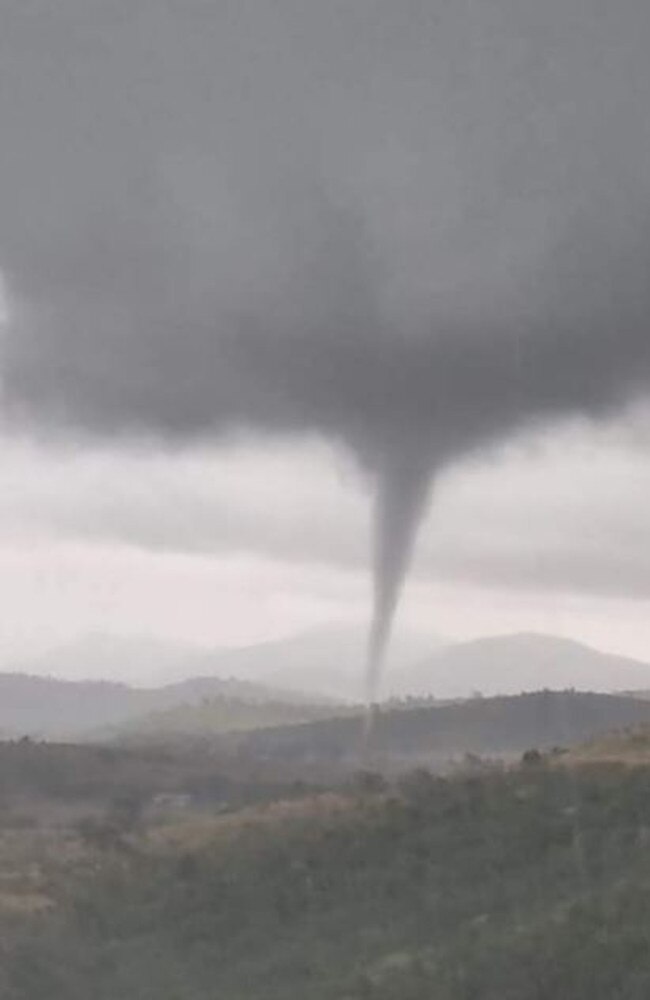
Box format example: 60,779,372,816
4,750,650,998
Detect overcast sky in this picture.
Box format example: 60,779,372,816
1,414,650,665
2,1,650,674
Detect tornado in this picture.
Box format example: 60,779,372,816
366,452,433,705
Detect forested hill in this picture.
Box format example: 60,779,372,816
231,690,650,765
6,762,650,998
111,695,355,742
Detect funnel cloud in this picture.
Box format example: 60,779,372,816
2,1,650,695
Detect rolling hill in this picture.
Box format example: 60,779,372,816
231,690,650,769
0,672,334,741
110,694,355,743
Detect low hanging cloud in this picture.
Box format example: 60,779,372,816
2,1,650,691
2,426,650,602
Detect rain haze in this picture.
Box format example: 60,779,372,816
2,0,650,695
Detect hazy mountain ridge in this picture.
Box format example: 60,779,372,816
14,633,218,687
395,632,650,700
5,624,440,696
195,624,444,700
4,629,650,741
0,671,332,741
194,629,650,702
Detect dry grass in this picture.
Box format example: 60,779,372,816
146,791,361,854
563,724,650,767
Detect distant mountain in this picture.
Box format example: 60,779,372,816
9,624,444,699
15,633,221,687
0,672,333,741
206,623,444,700
390,633,650,699
234,690,650,767
0,674,137,741
7,629,644,741
0,622,443,738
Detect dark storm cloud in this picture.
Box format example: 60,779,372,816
2,0,650,447
2,0,650,692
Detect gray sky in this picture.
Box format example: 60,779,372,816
1,417,650,665
2,1,650,672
